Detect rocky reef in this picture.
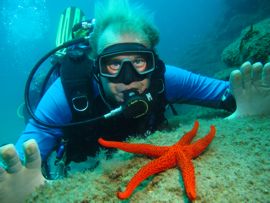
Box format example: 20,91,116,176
177,0,270,75
222,18,270,67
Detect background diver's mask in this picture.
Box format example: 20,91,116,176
96,43,156,84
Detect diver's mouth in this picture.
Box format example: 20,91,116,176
117,88,146,103
116,80,148,93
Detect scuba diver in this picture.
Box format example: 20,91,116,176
1,1,270,203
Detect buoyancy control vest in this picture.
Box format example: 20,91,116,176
59,50,167,164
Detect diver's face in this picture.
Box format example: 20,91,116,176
100,53,150,104
97,32,153,104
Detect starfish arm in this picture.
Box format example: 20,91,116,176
117,151,176,200
98,138,169,157
177,121,199,145
176,150,196,200
186,125,216,158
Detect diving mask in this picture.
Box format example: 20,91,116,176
96,43,156,83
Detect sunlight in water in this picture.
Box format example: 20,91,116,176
1,0,49,45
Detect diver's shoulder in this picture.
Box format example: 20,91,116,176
164,64,190,75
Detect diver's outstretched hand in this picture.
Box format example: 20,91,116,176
226,61,270,119
0,139,46,203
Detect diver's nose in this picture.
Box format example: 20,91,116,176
121,61,137,85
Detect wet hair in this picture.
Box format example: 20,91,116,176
90,0,159,58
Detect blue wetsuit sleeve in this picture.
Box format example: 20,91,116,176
15,78,71,161
165,65,231,108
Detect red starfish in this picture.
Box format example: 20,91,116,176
98,121,216,200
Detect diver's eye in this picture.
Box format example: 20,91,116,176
106,60,121,74
132,57,147,72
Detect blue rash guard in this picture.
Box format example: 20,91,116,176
15,65,230,161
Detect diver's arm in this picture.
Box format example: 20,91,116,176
15,78,72,161
0,79,70,203
164,65,235,111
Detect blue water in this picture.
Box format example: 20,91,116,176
0,0,268,145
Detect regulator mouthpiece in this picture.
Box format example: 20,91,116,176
122,89,152,119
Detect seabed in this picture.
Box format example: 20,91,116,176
27,106,270,203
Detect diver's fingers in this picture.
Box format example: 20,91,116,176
229,69,243,97
251,62,263,82
23,139,42,169
262,62,270,85
240,61,252,89
0,144,22,174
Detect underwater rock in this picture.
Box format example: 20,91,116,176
26,109,270,202
222,18,270,67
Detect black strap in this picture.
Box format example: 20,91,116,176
147,58,168,130
60,48,94,120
